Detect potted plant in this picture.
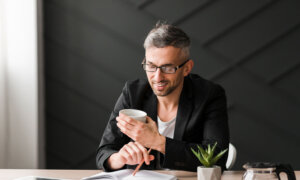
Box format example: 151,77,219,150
191,142,228,180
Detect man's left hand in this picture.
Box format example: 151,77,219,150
116,113,166,154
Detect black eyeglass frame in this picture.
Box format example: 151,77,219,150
141,58,190,74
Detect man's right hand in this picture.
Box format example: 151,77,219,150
106,141,155,170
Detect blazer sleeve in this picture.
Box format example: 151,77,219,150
96,82,131,171
162,85,230,171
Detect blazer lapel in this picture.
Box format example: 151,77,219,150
174,77,193,140
142,91,158,123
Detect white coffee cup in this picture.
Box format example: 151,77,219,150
119,109,147,123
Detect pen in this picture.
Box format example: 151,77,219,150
132,148,152,176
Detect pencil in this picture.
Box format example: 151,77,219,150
132,148,152,176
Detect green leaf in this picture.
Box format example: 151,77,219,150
211,142,217,154
207,142,217,160
199,157,209,167
191,148,201,160
197,145,208,157
198,145,210,163
200,150,209,164
211,149,228,165
208,144,211,154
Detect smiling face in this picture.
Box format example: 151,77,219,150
145,46,192,97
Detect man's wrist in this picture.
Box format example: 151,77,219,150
153,134,166,154
107,153,125,170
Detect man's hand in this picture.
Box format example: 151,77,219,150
107,142,154,170
116,114,166,153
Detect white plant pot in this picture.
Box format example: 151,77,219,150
197,166,221,180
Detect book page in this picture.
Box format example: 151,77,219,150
81,169,176,180
14,176,69,180
122,170,176,180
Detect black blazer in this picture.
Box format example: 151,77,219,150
96,74,229,172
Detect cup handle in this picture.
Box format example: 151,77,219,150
275,164,296,180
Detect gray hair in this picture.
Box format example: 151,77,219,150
143,22,191,59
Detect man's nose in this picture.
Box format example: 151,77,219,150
153,68,164,82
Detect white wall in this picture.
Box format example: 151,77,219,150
0,0,8,168
0,0,40,168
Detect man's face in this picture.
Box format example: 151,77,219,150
145,46,188,97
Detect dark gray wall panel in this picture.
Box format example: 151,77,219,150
217,69,300,140
275,66,300,102
180,0,270,44
229,109,300,169
126,0,149,8
144,0,209,23
46,153,71,169
51,0,156,46
44,0,300,170
46,80,108,139
47,117,97,168
45,0,146,82
190,43,230,78
210,0,300,60
243,27,300,82
45,41,124,110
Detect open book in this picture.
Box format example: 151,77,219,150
81,169,177,180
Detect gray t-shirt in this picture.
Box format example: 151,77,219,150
157,116,176,138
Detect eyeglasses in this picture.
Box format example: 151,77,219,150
142,59,190,74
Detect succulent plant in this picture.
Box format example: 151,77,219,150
191,142,228,167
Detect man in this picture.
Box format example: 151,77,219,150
96,22,229,172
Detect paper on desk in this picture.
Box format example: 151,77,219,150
81,169,177,180
14,176,70,180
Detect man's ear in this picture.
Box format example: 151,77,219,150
184,59,194,76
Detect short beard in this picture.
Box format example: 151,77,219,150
151,81,178,97
153,87,175,96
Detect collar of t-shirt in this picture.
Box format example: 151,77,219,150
157,116,176,139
